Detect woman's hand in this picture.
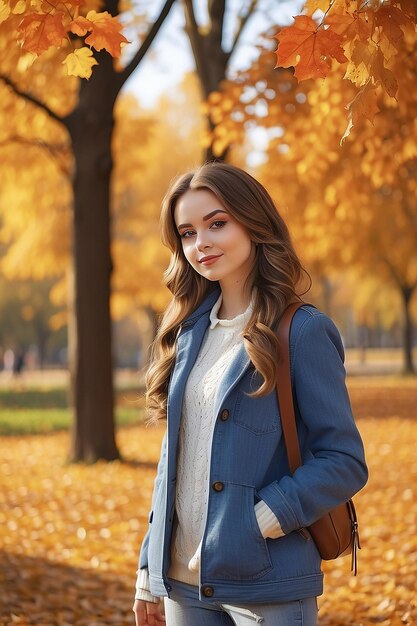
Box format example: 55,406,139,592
188,539,202,572
132,599,165,626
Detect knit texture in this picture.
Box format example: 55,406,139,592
168,293,254,585
135,568,158,603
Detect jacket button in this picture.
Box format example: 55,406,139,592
220,409,229,421
202,585,214,597
212,481,224,492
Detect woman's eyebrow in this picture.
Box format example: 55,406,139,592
177,210,228,231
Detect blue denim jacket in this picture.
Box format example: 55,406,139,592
138,288,368,604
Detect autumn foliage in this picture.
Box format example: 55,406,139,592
1,0,129,78
194,1,417,363
274,0,416,140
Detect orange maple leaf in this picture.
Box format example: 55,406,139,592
396,0,417,19
341,78,379,144
326,11,371,43
373,5,412,46
370,49,398,98
18,11,67,55
69,15,91,36
69,10,129,58
275,15,348,81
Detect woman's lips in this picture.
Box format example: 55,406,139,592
199,255,222,266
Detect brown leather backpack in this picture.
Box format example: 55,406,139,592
276,302,361,575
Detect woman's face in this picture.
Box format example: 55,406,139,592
174,189,255,287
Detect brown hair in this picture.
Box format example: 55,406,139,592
145,162,311,422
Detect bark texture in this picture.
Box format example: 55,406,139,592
183,0,258,162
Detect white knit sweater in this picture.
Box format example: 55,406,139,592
135,293,284,602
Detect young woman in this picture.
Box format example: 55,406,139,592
132,162,368,626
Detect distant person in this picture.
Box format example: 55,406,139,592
133,162,368,626
3,348,15,375
13,348,26,376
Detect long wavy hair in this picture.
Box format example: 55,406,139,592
145,162,311,423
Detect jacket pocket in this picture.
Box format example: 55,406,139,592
233,388,280,435
204,483,273,581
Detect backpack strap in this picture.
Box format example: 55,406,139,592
275,301,315,474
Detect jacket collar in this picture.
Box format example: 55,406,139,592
182,285,221,326
168,284,251,454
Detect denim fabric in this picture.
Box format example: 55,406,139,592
164,578,318,625
138,286,368,604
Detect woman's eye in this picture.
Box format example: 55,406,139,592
180,221,226,238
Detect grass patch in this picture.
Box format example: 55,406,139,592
0,387,69,409
0,385,142,409
0,407,143,436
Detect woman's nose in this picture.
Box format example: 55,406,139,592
196,232,212,251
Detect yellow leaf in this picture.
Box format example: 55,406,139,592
344,41,374,86
62,47,98,79
0,0,11,23
304,0,332,14
16,52,36,72
344,59,369,86
12,0,27,14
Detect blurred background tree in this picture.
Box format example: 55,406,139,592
0,0,415,464
0,0,176,462
203,17,417,373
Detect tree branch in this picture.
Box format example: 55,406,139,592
0,135,71,179
118,0,177,86
398,171,417,237
183,0,212,97
183,0,199,37
183,0,204,61
0,74,67,127
227,0,259,61
208,0,226,50
379,253,405,290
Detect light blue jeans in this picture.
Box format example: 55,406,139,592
164,578,318,625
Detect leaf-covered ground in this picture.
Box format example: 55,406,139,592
1,377,416,625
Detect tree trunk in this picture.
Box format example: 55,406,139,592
320,274,332,317
66,53,120,463
34,323,49,370
1,0,176,463
401,285,416,375
183,0,256,163
64,0,175,462
191,40,229,162
67,264,76,409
